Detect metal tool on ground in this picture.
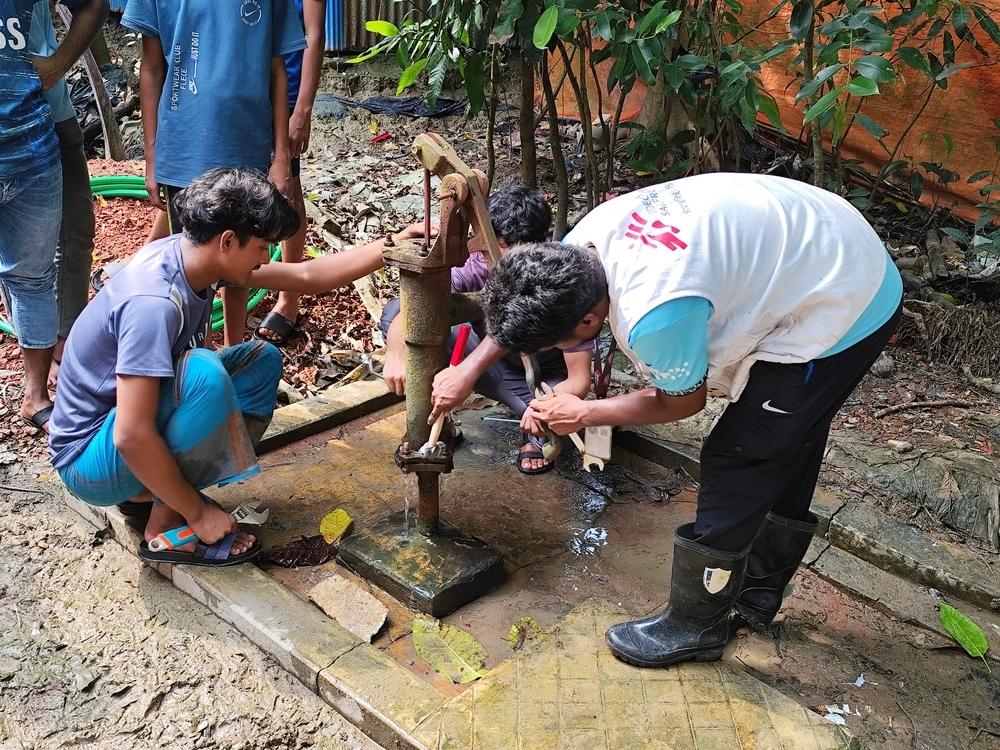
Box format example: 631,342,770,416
338,133,504,617
419,324,471,459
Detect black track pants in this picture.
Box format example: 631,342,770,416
693,302,902,552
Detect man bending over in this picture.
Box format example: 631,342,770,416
435,174,902,668
49,169,300,567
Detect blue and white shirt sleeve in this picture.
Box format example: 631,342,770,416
272,0,307,56
120,0,159,38
627,296,712,396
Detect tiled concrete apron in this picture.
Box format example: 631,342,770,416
66,379,856,749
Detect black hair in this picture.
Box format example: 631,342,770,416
487,186,552,245
172,168,300,246
482,242,607,353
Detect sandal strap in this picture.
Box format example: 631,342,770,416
196,533,238,561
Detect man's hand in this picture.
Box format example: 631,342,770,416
428,364,476,424
519,409,546,438
289,109,311,158
268,156,292,197
189,502,238,545
384,348,406,396
526,391,591,435
398,221,439,242
145,167,166,210
31,55,63,92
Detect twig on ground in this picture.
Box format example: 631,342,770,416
0,484,47,495
970,726,1000,745
896,699,918,747
961,365,1000,396
874,399,973,419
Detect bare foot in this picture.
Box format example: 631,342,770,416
519,442,551,473
144,502,255,555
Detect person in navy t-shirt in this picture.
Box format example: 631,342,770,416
244,0,326,347
0,0,107,434
122,0,306,342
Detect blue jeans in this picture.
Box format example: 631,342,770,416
59,341,282,507
0,163,63,348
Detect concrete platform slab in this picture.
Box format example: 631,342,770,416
412,599,856,750
62,392,859,749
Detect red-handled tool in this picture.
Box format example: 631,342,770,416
419,324,471,456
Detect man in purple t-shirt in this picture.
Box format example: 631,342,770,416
49,169,300,567
379,187,593,475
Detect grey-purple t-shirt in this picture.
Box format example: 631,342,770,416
49,236,212,468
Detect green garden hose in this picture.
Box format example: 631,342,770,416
0,174,280,337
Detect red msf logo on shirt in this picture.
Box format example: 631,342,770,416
622,212,688,251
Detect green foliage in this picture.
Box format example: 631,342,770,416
350,0,999,244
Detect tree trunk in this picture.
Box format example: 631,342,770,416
804,22,825,186
541,55,568,236
486,49,499,187
518,55,538,188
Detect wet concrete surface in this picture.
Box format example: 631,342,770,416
211,404,1000,747
212,404,696,695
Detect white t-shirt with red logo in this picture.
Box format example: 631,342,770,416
563,173,889,400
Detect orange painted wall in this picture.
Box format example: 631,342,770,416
542,7,1000,221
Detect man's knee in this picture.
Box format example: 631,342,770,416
177,348,231,400
254,341,283,387
4,262,57,293
380,298,401,337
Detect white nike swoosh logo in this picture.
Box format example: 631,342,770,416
762,400,791,414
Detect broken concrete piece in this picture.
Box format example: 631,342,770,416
308,575,388,642
886,439,913,453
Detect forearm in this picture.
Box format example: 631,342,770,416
457,335,507,382
49,0,109,77
270,60,291,160
295,26,324,117
139,62,164,157
580,387,706,428
250,237,386,294
117,433,203,520
554,371,591,399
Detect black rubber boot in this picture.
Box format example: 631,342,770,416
735,511,818,626
605,523,749,668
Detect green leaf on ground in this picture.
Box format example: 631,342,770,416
939,603,991,670
507,616,545,651
413,617,488,684
319,508,353,544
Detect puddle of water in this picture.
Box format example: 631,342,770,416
569,527,609,556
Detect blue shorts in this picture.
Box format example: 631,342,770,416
59,341,282,506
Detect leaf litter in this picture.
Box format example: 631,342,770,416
412,616,488,684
